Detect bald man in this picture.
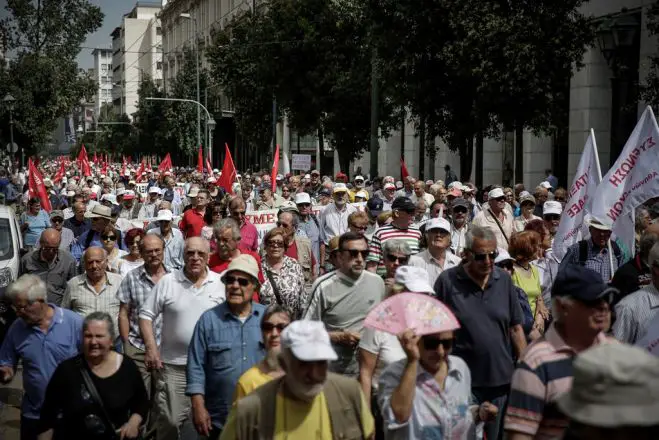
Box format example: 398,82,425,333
139,237,226,440
20,228,77,305
62,247,123,335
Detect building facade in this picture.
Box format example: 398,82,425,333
91,48,114,119
111,2,163,120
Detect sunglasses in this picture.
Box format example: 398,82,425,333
261,322,288,332
386,254,410,264
224,276,251,286
51,218,63,224
267,240,285,248
341,249,370,259
453,207,468,214
544,214,561,221
422,336,454,351
493,197,506,202
351,224,368,231
472,251,498,261
212,211,223,216
101,235,117,241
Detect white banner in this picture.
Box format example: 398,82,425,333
591,106,659,231
553,129,601,260
291,154,311,171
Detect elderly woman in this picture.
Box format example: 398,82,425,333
38,312,148,439
382,239,412,294
378,314,497,439
526,219,559,311
21,197,51,249
259,227,308,318
359,266,432,440
514,193,540,232
233,305,291,402
348,211,370,239
116,228,145,277
101,225,127,273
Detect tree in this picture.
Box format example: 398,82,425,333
133,75,174,157
94,104,136,154
0,0,103,155
643,2,659,107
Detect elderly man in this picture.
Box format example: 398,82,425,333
209,218,264,290
221,320,374,440
434,226,527,440
542,200,562,241
63,201,90,238
409,217,462,287
62,246,122,336
228,196,259,252
505,265,615,440
147,209,184,271
319,183,357,245
367,197,422,275
611,224,659,304
187,255,266,438
70,205,113,264
303,232,385,377
396,176,415,199
138,186,161,218
20,228,77,306
139,237,226,440
117,235,169,392
179,188,210,238
256,187,279,210
472,187,514,250
278,209,316,286
119,190,141,219
36,210,74,251
348,175,369,202
411,180,435,207
296,192,323,271
0,275,83,440
613,242,659,344
449,197,471,256
533,185,550,217
411,199,428,228
560,214,625,283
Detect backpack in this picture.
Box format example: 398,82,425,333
578,239,620,265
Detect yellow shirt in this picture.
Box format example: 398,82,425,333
233,365,274,403
221,388,375,440
512,264,542,315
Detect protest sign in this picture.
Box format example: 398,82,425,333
291,154,312,171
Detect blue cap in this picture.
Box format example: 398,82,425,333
319,188,332,197
367,197,384,213
551,265,617,302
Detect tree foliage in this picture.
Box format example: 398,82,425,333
0,0,103,154
643,1,659,107
132,75,173,156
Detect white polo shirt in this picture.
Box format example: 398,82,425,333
139,268,225,365
408,249,462,288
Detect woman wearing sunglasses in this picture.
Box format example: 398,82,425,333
382,239,412,295
101,225,128,274
232,305,291,402
378,309,498,439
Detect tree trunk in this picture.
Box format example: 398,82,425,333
475,131,484,188
318,126,331,176
458,137,473,183
515,123,524,185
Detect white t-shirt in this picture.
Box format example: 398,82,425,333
139,268,225,365
359,327,406,388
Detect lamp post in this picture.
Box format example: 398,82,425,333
2,94,20,169
596,12,640,166
180,12,202,150
207,117,216,167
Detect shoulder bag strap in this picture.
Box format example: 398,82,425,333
487,209,509,244
264,268,284,306
77,358,120,439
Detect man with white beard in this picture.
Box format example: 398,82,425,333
220,320,374,439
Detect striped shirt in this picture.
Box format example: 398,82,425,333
505,324,612,439
612,284,659,344
367,224,422,273
62,272,123,336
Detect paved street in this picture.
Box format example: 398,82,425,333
0,369,23,440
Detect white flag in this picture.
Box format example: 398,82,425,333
553,129,602,260
591,106,659,234
281,150,291,175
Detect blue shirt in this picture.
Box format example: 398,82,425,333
21,210,51,246
0,305,83,419
63,217,91,239
185,302,266,429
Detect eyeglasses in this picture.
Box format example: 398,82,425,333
350,224,368,231
472,251,498,261
282,188,290,193
101,235,117,241
41,246,58,252
267,240,285,248
261,322,288,332
493,197,506,202
422,335,453,351
386,254,409,264
212,211,223,216
224,275,251,287
51,218,63,224
341,249,370,259
453,208,468,214
276,221,291,229
544,214,561,221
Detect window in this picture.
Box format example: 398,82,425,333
108,64,112,70
156,26,162,35
101,63,107,71
157,62,163,70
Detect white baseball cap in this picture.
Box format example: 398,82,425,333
540,181,553,189
148,186,160,194
100,194,119,206
543,201,563,217
488,187,505,199
281,320,338,362
355,190,368,199
294,192,312,205
394,266,434,294
384,182,396,190
425,217,451,233
354,175,364,181
333,183,349,194
156,209,173,222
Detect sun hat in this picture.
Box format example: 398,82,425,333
278,201,299,213
49,210,64,220
557,343,659,427
584,213,612,231
447,181,462,190
156,209,173,222
294,192,312,205
488,187,505,199
520,194,536,205
425,217,451,233
148,186,161,194
281,320,338,362
188,187,200,198
222,254,261,284
333,183,349,194
394,266,434,294
85,205,112,220
551,265,618,303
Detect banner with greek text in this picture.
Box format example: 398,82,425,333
553,130,601,260
591,106,659,236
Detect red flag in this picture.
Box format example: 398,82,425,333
135,159,146,182
78,144,88,163
206,156,213,175
401,157,410,180
52,161,66,184
158,153,172,172
271,144,280,193
28,158,52,212
217,143,237,193
81,157,91,177
197,146,203,173
92,153,98,164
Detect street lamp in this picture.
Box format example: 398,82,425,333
180,12,202,150
596,12,640,166
207,117,216,166
2,94,21,169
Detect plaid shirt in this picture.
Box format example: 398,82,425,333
559,239,624,283
116,265,169,350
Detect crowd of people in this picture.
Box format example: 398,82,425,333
1,161,659,440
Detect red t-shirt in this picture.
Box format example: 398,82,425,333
240,222,259,252
179,209,205,238
209,249,264,302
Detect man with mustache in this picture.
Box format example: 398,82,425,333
221,320,375,439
